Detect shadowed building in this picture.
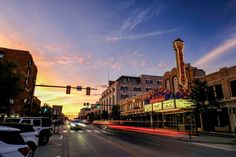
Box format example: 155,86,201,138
0,47,37,116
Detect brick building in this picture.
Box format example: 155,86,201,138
199,66,236,132
0,47,37,116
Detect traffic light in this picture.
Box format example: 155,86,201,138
66,85,71,94
86,87,90,95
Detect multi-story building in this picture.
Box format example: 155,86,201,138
199,65,236,133
99,75,162,113
0,47,37,116
120,39,206,131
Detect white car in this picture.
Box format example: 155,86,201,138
0,126,31,157
5,117,53,145
0,123,39,157
70,119,86,129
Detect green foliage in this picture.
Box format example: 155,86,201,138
111,105,120,120
189,79,222,112
101,110,109,120
39,104,52,117
0,61,22,114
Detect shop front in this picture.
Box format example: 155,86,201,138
144,98,195,131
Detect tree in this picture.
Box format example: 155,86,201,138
111,105,120,120
101,110,109,120
189,79,222,132
39,103,52,117
0,61,22,116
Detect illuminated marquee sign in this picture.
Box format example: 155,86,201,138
176,99,193,109
153,102,162,111
163,99,175,110
144,104,152,112
150,97,165,103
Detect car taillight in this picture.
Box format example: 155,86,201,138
18,147,30,156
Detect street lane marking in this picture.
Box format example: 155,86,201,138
86,130,92,132
60,135,63,139
94,130,100,133
192,142,236,152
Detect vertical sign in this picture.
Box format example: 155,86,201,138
173,38,188,91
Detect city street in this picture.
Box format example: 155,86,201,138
35,124,236,157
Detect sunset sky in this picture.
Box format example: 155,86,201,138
0,0,236,115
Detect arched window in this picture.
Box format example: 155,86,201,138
165,79,171,90
173,76,179,93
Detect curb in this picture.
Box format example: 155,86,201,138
176,138,236,145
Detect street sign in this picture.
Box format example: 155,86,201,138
52,105,63,115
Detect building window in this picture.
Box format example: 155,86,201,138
0,51,4,58
120,94,129,99
120,85,128,91
28,58,32,66
173,77,178,93
134,86,141,91
146,88,152,92
230,80,236,97
146,79,153,84
165,79,171,90
157,80,161,85
215,84,223,99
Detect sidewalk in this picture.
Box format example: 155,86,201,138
94,122,236,145
177,134,236,145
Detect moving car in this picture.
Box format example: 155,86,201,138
0,123,38,157
70,119,86,129
0,126,31,157
5,117,53,145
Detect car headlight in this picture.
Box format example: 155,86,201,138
70,123,75,127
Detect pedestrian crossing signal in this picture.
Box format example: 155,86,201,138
66,85,71,94
86,87,90,95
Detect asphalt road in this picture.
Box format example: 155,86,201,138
35,124,236,157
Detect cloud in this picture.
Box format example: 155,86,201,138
158,61,169,68
106,1,169,42
194,37,236,67
112,62,122,70
120,7,150,32
106,29,179,41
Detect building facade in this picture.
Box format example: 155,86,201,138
0,47,37,116
199,66,236,132
99,75,162,113
119,39,206,131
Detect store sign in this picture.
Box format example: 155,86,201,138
150,97,165,103
144,104,152,112
153,102,162,111
176,99,193,109
163,99,175,110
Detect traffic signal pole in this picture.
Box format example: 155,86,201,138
35,84,97,95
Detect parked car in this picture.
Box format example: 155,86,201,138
0,123,38,157
5,117,53,145
0,126,31,157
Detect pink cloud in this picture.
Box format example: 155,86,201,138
194,38,236,67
